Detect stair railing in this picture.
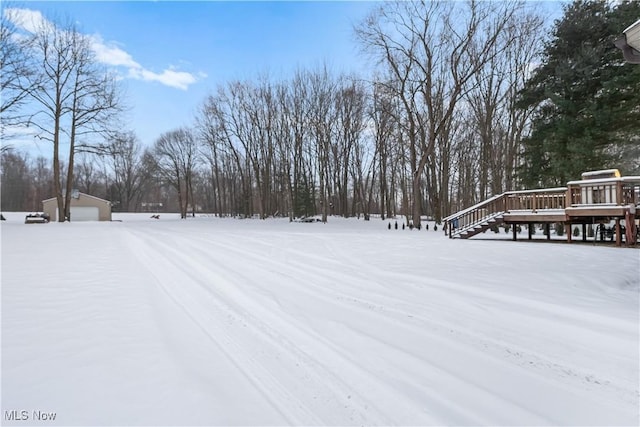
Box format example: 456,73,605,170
444,187,569,238
444,194,507,238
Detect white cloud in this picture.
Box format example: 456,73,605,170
4,8,53,34
5,8,204,91
0,123,40,148
92,36,204,90
128,67,201,91
90,36,141,69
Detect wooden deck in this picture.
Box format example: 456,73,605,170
503,209,567,223
444,174,640,246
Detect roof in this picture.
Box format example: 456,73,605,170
43,193,111,204
581,169,620,179
623,18,640,49
615,19,640,64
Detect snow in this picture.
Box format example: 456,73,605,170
2,213,639,426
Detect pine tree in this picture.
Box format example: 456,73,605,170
293,176,315,218
518,0,640,187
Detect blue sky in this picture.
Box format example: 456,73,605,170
5,1,565,156
5,0,376,153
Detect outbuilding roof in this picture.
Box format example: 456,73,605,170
43,192,111,204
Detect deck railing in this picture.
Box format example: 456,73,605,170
567,180,640,206
444,187,568,238
504,187,568,211
444,177,640,240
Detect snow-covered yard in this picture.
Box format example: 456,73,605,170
2,213,638,426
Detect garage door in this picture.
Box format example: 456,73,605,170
70,206,99,221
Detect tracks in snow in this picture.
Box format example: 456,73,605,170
124,224,638,425
126,228,408,425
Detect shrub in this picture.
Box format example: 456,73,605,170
504,224,511,233
573,226,580,237
556,222,565,236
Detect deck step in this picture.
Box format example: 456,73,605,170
454,214,505,239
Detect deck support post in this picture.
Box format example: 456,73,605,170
545,223,551,240
528,223,533,240
615,218,622,247
512,224,517,241
582,224,587,241
626,210,637,246
567,222,572,243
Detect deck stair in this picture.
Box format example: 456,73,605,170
443,171,640,245
445,187,570,239
456,213,505,239
445,194,507,239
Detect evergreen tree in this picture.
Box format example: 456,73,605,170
293,176,315,218
518,0,640,187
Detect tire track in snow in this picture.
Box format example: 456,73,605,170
200,228,638,421
141,236,499,425
125,228,414,425
128,228,561,425
191,239,628,425
125,230,328,425
126,224,638,425
315,233,640,410
165,228,634,401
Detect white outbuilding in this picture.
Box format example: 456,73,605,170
43,191,112,222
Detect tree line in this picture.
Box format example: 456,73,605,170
2,1,638,223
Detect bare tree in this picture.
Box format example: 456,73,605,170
199,86,253,217
334,78,368,217
465,7,545,200
103,132,148,211
0,6,37,146
20,14,122,221
62,39,121,220
74,153,104,197
272,80,297,221
0,149,54,211
370,78,404,219
272,70,318,221
25,18,79,221
306,66,337,223
197,95,227,216
0,149,30,210
356,0,522,226
236,77,278,219
153,128,199,219
31,155,54,209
